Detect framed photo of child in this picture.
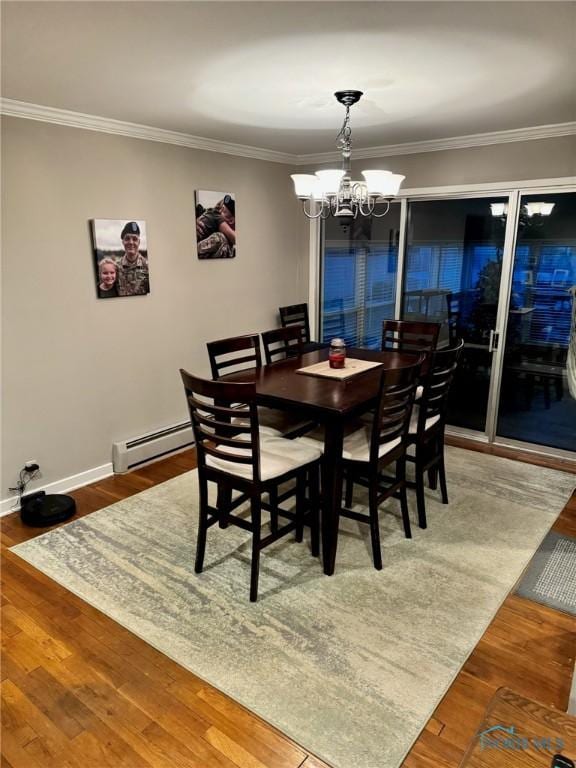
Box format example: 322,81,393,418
195,191,236,259
90,219,150,298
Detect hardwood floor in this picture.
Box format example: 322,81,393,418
446,433,576,474
2,448,575,768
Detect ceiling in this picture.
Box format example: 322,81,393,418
2,1,576,157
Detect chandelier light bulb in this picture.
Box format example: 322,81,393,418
315,169,345,195
361,170,390,195
290,174,318,199
490,201,555,219
525,201,555,217
490,203,508,217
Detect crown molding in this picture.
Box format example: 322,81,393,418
293,121,576,165
0,99,295,165
2,99,575,166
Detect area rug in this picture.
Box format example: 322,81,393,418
515,531,576,615
11,447,575,768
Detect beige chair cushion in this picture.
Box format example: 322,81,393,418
233,408,314,437
258,407,315,437
409,406,440,434
202,417,281,441
297,426,401,464
230,419,282,440
207,434,322,481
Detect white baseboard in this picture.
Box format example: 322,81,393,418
1,462,114,516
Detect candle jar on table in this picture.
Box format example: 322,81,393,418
329,338,346,369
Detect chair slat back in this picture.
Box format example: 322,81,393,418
446,292,463,345
417,339,464,431
261,326,303,365
180,370,260,481
381,320,441,354
279,303,311,344
207,334,262,379
371,359,423,463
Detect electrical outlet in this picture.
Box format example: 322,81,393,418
24,461,39,472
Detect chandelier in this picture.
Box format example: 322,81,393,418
291,90,405,220
490,202,555,218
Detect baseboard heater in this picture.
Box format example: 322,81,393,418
112,421,193,473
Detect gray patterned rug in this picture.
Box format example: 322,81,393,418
515,531,576,615
11,447,575,768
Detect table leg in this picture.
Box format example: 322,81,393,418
321,419,344,576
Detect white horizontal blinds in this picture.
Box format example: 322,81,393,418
321,242,398,347
364,246,397,347
511,193,576,351
322,246,359,345
404,241,503,326
320,204,400,349
511,240,576,347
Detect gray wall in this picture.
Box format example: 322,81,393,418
312,135,576,187
1,117,308,497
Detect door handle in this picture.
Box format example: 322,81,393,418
488,329,499,353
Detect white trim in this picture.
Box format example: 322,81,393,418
398,177,576,198
0,99,294,165
295,123,576,165
2,99,575,166
394,198,409,319
485,190,520,441
0,462,113,517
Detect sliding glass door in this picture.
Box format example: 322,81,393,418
403,197,509,432
320,203,401,348
318,185,575,456
495,192,576,452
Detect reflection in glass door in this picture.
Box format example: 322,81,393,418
496,192,576,452
403,198,509,432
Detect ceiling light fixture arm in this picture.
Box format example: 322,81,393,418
301,199,328,219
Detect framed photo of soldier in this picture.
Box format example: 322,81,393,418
90,219,150,298
195,190,236,259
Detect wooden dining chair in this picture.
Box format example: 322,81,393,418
261,326,303,365
180,370,322,601
279,303,311,344
279,302,327,352
381,319,441,384
406,339,464,530
206,333,315,439
207,334,262,379
297,359,422,569
381,319,441,355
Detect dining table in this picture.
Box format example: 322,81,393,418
223,346,419,576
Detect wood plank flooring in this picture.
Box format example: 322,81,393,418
2,447,575,768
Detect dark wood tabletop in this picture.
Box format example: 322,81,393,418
224,347,419,416
223,346,420,575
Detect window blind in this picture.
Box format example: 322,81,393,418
321,243,398,348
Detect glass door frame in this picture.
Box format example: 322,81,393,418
396,189,515,440
489,185,576,457
310,177,576,456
